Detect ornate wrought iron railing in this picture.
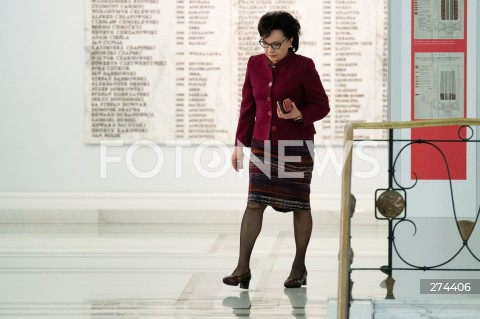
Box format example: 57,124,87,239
337,118,480,319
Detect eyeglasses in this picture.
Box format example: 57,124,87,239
258,38,289,50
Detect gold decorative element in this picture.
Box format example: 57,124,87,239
457,220,475,242
376,190,405,219
385,276,395,299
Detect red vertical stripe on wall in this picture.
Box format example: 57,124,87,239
410,0,467,180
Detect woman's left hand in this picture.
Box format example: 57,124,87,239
276,100,302,120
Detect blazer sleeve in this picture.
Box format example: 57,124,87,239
235,57,256,147
299,58,330,128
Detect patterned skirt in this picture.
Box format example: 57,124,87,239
248,138,315,212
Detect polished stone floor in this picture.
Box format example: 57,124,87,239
0,209,389,318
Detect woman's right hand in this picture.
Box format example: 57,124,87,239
231,146,244,171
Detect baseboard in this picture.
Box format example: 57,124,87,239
0,192,375,224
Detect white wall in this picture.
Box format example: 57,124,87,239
0,0,389,213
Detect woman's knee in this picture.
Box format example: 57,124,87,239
247,201,267,211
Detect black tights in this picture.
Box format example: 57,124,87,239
289,209,312,279
231,202,313,280
232,202,267,275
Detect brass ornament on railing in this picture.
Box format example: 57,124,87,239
385,276,395,299
376,189,405,219
457,220,475,242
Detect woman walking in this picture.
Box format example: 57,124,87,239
223,11,330,289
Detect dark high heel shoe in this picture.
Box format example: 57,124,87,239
284,269,307,288
223,270,252,289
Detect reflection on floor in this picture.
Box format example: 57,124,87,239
0,209,388,318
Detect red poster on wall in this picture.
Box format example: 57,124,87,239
411,0,467,180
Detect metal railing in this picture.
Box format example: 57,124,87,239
337,118,480,319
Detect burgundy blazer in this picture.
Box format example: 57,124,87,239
235,52,330,146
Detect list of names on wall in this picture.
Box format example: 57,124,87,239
317,0,388,140
86,0,388,144
87,0,166,142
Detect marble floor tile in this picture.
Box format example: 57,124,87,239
0,211,389,318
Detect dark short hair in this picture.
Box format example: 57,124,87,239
257,11,301,52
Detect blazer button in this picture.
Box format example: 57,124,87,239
267,97,271,101
268,82,272,87
268,111,272,116
271,126,277,131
